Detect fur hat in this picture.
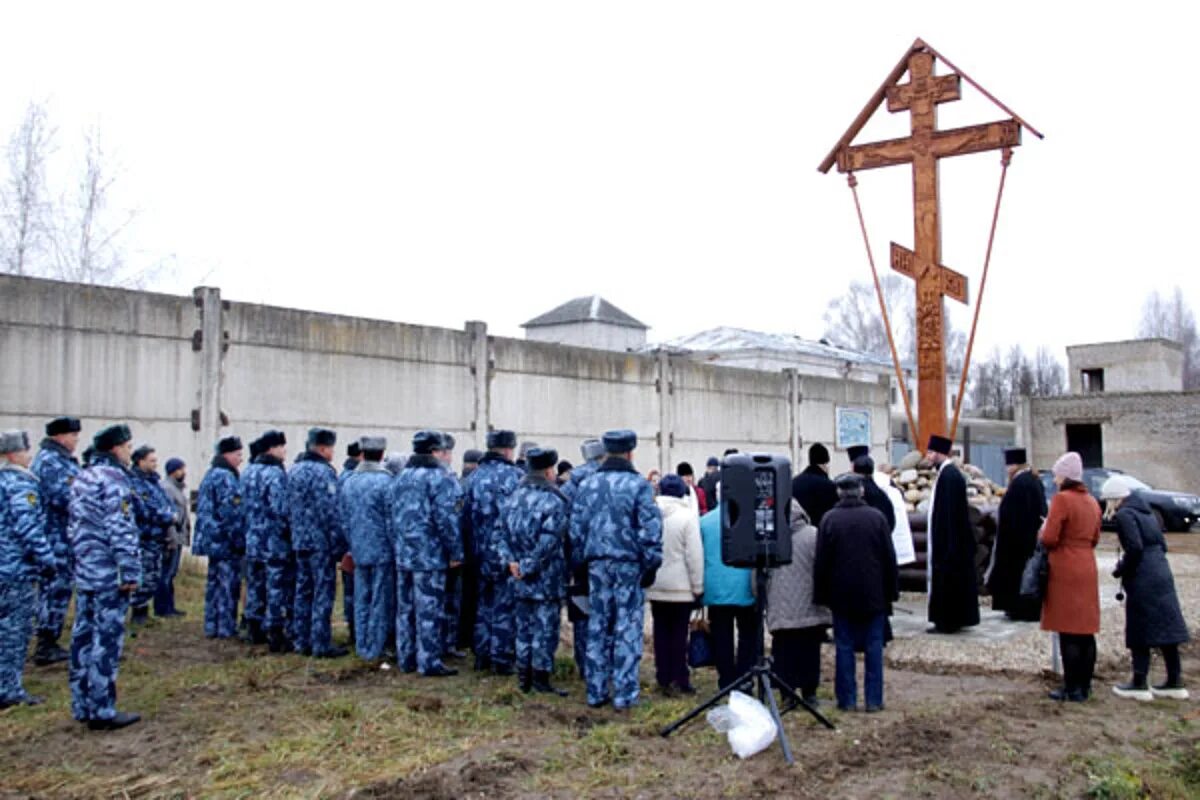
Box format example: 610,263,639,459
808,443,830,466
46,417,82,436
527,447,558,471
248,438,265,460
580,438,605,462
412,430,441,455
658,473,687,498
307,428,337,448
216,436,243,455
487,430,517,450
359,435,387,453
346,442,361,458
93,424,132,452
602,429,637,454
0,430,31,454
440,432,456,451
1052,452,1083,482
463,449,484,465
926,435,952,456
259,430,287,450
557,460,573,476
846,444,869,462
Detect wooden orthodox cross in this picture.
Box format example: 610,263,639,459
819,39,1040,448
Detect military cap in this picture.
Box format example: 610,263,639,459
46,417,82,436
307,427,337,448
347,442,361,458
580,438,605,461
602,429,637,454
216,435,243,455
259,429,287,450
926,434,952,456
1004,447,1028,466
527,447,558,471
359,435,387,453
93,424,132,452
487,430,517,450
412,430,441,455
131,444,156,465
0,429,31,454
846,444,870,462
440,432,456,451
384,452,408,474
463,449,484,465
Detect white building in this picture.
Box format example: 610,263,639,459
521,295,648,352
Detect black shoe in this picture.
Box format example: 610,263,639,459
87,711,141,731
865,704,884,713
474,654,492,672
532,670,568,697
313,646,349,659
267,627,294,654
492,663,515,677
130,608,150,625
519,668,533,694
0,698,17,710
245,620,268,645
676,683,697,695
587,698,611,709
32,631,69,666
422,664,458,678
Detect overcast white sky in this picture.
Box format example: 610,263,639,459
3,2,1197,362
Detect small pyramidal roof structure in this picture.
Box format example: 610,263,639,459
522,295,648,330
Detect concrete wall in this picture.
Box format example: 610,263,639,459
525,321,647,353
1067,339,1184,393
1017,391,1200,492
0,274,889,482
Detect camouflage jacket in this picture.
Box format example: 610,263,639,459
69,452,142,591
243,454,290,561
195,456,245,560
31,438,80,551
339,461,394,566
392,454,462,571
463,453,523,576
0,462,53,582
288,451,344,554
504,475,569,601
129,466,177,544
568,456,663,569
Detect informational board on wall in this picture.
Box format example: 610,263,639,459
836,406,871,450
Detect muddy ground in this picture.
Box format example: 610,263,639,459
2,533,1199,799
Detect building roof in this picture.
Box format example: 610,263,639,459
522,295,648,330
647,326,902,369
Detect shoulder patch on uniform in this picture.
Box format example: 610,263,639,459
121,499,131,516
26,492,37,507
232,495,242,505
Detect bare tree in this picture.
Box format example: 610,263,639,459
968,344,1065,419
1138,288,1199,389
1031,346,1066,396
1,101,56,276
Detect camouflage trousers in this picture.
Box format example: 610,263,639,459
515,598,561,673
396,569,446,674
36,534,73,640
131,539,162,611
265,556,295,631
69,589,130,722
443,567,462,652
573,618,588,682
585,560,645,709
353,563,395,661
293,550,337,655
243,559,267,624
0,582,37,705
204,557,241,638
474,575,516,667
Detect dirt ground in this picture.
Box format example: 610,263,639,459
3,539,1199,799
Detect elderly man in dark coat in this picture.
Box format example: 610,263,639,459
814,474,897,712
924,435,979,634
986,447,1046,621
1104,476,1191,701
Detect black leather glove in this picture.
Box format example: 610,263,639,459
640,566,658,589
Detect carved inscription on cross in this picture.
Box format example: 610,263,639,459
834,50,1021,444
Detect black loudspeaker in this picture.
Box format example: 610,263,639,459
720,453,792,568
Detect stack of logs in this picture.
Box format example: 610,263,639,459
890,451,1002,592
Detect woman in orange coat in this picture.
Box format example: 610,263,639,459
1040,451,1102,702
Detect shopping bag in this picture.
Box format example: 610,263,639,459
688,614,714,668
1019,543,1049,602
705,690,778,759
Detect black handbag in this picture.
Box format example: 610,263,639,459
687,616,714,669
1019,543,1049,602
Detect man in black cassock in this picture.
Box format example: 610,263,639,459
850,449,896,532
985,447,1046,621
924,434,979,634
792,443,838,526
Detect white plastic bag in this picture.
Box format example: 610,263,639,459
705,690,778,759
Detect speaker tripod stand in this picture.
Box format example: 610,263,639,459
660,566,834,764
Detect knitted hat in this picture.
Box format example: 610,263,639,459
1099,475,1133,501
0,429,31,454
527,447,558,471
46,417,82,436
164,457,185,475
93,424,132,452
676,462,694,478
1052,452,1083,482
487,430,517,450
808,443,830,466
706,456,720,468
658,474,687,498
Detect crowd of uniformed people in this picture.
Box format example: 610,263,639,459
0,418,664,730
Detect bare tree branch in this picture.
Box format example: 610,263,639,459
1,101,56,276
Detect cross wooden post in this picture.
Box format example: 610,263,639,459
822,44,1024,447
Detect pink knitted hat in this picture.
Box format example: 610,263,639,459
1052,451,1083,482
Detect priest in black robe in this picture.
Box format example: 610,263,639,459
850,449,896,532
986,447,1046,621
925,434,980,633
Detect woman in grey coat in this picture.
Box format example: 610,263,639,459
767,499,831,703
1103,476,1190,701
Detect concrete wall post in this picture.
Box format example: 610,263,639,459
194,286,224,465
466,321,490,450
657,349,672,475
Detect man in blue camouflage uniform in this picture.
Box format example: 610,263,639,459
68,423,142,730
455,448,484,654
340,436,394,661
435,432,467,659
30,416,82,666
393,430,462,677
242,433,285,646
289,428,348,658
339,441,362,646
196,436,246,639
464,429,522,674
560,437,604,682
1,431,56,708
128,445,178,626
570,429,662,710
505,447,569,696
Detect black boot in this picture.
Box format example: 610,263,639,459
474,653,492,672
267,627,293,654
532,670,568,697
33,631,69,666
247,620,268,645
519,667,533,694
